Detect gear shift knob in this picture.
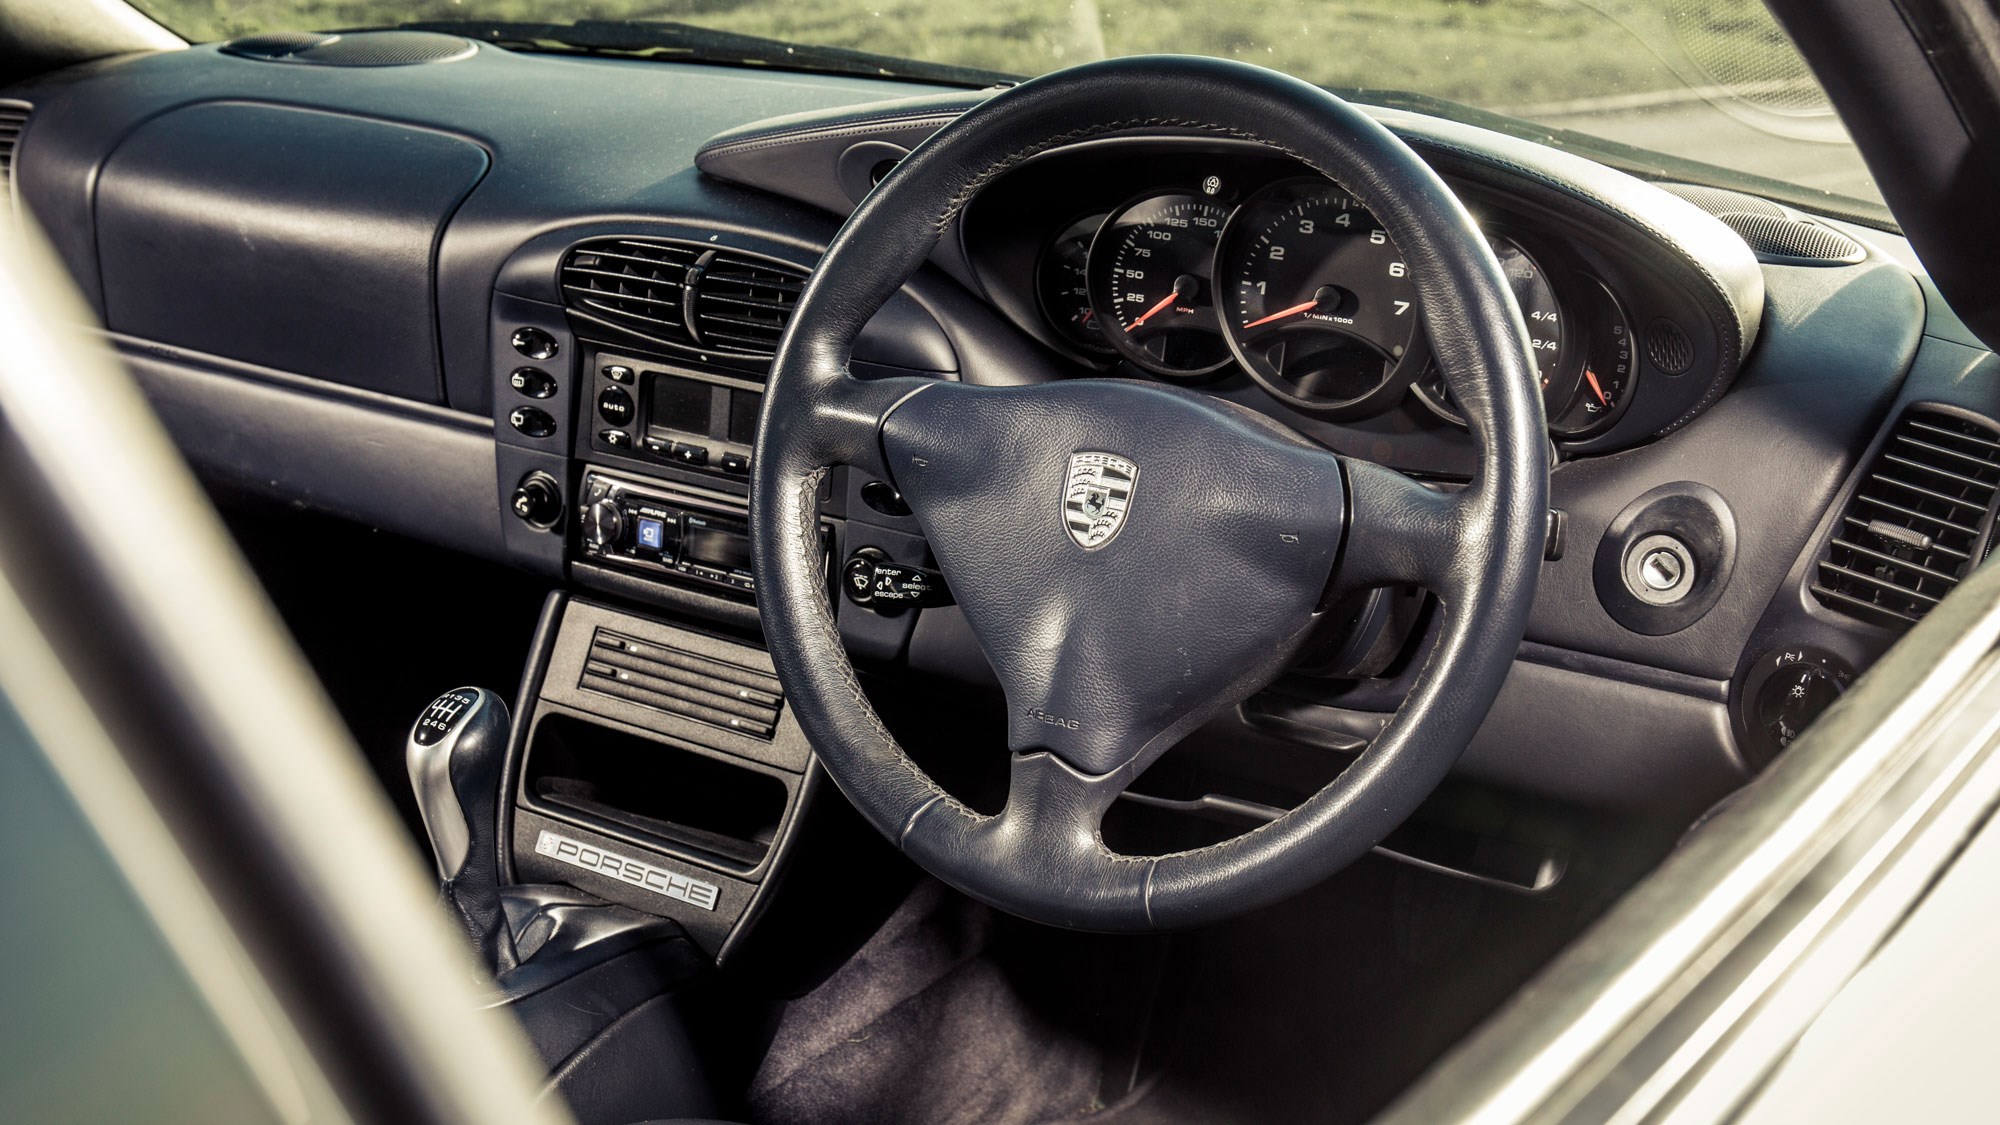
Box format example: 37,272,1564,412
407,687,515,972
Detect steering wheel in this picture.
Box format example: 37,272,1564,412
751,56,1547,931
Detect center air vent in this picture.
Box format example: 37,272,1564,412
693,252,806,355
558,237,810,370
1811,410,2000,630
580,628,784,741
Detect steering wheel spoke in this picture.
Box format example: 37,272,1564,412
902,750,1154,930
1337,456,1473,594
788,370,936,479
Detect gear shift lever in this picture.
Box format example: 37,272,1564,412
407,687,516,973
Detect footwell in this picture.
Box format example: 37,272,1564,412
747,879,1106,1124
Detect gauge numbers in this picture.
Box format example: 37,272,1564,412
1088,193,1233,378
1219,179,1424,417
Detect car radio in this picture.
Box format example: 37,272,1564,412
587,352,758,478
577,471,763,597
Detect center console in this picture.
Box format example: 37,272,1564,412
479,225,965,966
505,599,814,956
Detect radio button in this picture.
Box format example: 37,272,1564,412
601,364,635,385
509,406,556,438
582,500,624,552
509,367,556,399
597,386,635,426
600,428,632,449
511,326,558,360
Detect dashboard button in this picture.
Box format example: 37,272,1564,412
510,326,558,360
668,442,709,467
509,366,556,399
509,472,562,528
602,364,635,385
600,428,632,449
719,452,751,475
598,386,635,426
508,406,556,438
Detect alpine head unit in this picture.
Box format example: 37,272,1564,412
578,471,764,597
587,352,758,478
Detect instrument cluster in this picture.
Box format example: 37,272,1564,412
1019,164,1640,443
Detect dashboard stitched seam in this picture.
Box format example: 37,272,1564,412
931,118,1315,236
699,113,967,160
1408,136,1751,437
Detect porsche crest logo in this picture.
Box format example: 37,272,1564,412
1063,451,1138,550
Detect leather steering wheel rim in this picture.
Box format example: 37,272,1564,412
751,55,1547,932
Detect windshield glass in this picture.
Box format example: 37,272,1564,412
134,1,1881,216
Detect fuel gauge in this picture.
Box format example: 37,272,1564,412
1550,278,1634,438
1035,213,1113,355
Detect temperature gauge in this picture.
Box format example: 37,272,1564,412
1550,277,1634,438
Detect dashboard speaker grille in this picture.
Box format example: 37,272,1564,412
693,251,807,357
559,237,809,370
1811,410,2000,630
221,30,476,66
579,628,784,741
1660,181,1864,265
0,101,30,202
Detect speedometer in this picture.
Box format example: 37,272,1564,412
1218,178,1424,417
1087,192,1233,379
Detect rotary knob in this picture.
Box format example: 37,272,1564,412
582,499,624,552
508,472,562,529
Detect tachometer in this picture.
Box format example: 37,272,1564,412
1218,178,1424,417
1087,192,1233,378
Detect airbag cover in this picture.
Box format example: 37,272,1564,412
880,379,1344,775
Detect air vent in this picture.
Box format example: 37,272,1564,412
579,628,784,741
0,101,31,200
693,251,807,357
560,238,705,349
558,238,810,368
1811,410,2000,630
1660,182,1865,265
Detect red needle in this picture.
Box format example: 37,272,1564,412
1126,289,1183,331
1584,368,1612,406
1242,299,1321,330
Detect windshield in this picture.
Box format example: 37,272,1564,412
133,1,1882,217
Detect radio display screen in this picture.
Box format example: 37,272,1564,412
647,375,712,435
683,513,752,572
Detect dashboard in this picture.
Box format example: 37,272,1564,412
3,33,1984,851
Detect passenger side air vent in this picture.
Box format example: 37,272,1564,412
0,101,31,200
558,238,810,369
692,251,807,357
579,628,784,741
1811,410,2000,630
